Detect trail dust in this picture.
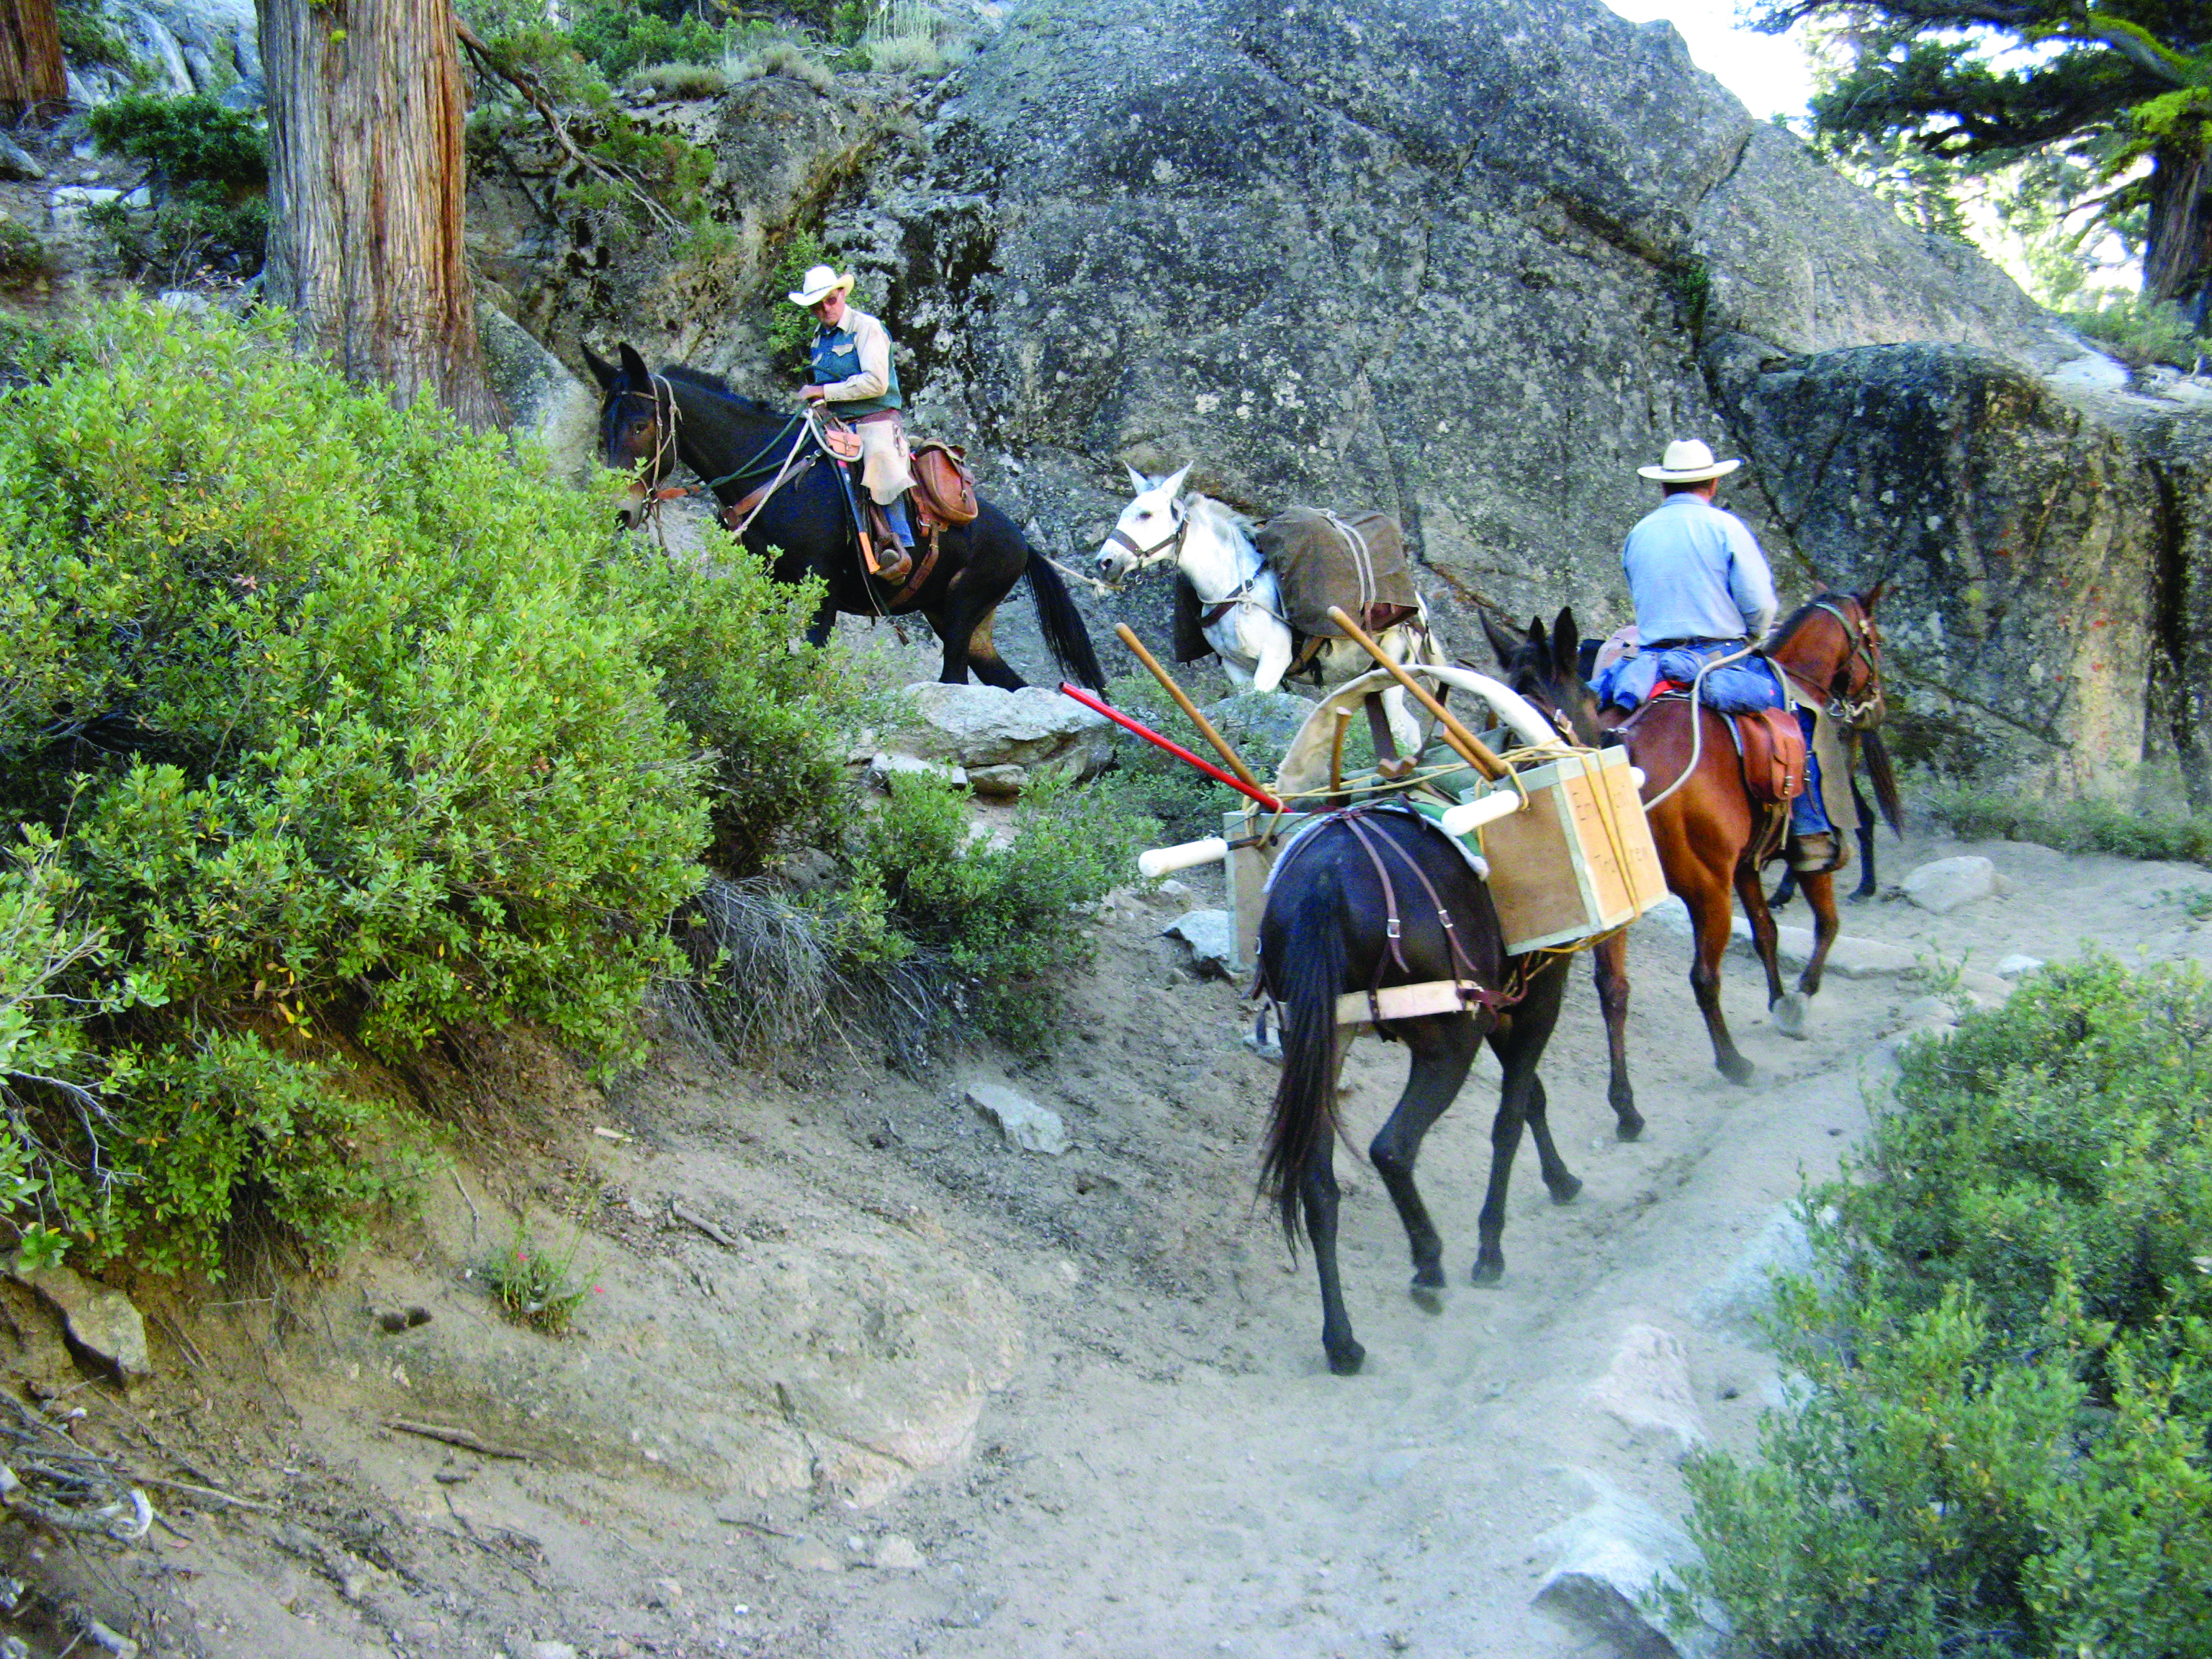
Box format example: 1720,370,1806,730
6,824,2208,1659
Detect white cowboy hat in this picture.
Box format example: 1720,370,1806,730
786,264,856,307
1637,439,1743,482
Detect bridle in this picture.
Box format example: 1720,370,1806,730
608,373,685,526
1786,598,1884,729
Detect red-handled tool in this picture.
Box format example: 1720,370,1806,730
1058,683,1285,812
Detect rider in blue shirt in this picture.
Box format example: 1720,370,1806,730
1617,440,1836,869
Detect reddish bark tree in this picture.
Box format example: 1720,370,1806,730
0,0,64,114
256,0,505,428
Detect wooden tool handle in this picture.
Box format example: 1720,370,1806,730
1324,607,1509,781
1113,623,1266,793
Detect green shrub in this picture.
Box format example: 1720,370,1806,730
57,0,133,70
627,58,728,99
1675,959,2212,1658
569,0,729,83
1928,783,2212,867
84,94,269,277
851,773,1149,1049
765,227,868,372
1096,672,1243,840
84,94,266,194
2064,293,2211,371
0,300,802,1271
0,218,48,287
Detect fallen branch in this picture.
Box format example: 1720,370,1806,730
384,1419,530,1461
130,1473,274,1514
670,1201,738,1249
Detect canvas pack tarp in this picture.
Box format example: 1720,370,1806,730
1173,505,1418,662
1260,507,1417,639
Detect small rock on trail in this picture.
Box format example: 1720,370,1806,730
966,1082,1070,1155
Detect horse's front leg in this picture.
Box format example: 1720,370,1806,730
1366,1012,1479,1312
1738,859,1811,1040
1591,932,1642,1139
1246,616,1297,694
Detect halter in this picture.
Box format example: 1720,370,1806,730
609,374,688,530
1104,500,1190,568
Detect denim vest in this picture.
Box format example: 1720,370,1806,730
809,318,902,417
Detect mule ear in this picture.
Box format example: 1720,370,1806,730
1124,463,1151,495
1861,579,1888,614
1809,575,1831,595
1159,462,1193,500
1480,609,1521,669
581,345,617,392
1552,607,1578,678
617,341,651,383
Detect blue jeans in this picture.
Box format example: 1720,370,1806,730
884,495,915,549
1791,708,1831,836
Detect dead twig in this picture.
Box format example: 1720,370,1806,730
383,1420,530,1461
128,1474,274,1514
669,1201,738,1249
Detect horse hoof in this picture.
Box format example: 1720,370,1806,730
1409,1282,1446,1315
1470,1256,1504,1287
1719,1053,1757,1086
1548,1174,1583,1205
1614,1112,1645,1143
1328,1343,1366,1376
1771,992,1810,1039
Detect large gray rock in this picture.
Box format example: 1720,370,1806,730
895,682,1112,771
477,302,599,477
1533,1471,1726,1659
0,134,45,183
1586,1324,1708,1458
1161,908,1236,979
10,1259,153,1383
1901,854,1997,915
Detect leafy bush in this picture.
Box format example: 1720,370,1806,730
0,218,48,287
627,59,729,99
569,0,729,82
84,94,269,278
765,227,865,372
850,773,1149,1049
57,0,133,69
1096,672,1243,840
0,300,876,1271
1674,958,2212,1658
1928,783,2212,866
2064,293,2211,371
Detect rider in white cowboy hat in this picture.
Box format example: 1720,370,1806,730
1611,437,1837,866
788,263,918,583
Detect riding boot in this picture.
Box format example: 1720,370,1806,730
872,498,915,583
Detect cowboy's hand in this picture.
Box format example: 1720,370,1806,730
799,385,827,404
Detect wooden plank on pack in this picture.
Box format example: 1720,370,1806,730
1336,980,1493,1027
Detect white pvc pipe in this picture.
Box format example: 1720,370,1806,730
1139,837,1230,878
1437,790,1527,839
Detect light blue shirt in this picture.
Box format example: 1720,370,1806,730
1620,494,1778,644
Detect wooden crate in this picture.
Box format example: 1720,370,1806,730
1473,746,1667,953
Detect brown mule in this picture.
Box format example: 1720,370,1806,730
1485,592,1894,1117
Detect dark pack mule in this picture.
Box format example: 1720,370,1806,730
585,343,1106,691
1256,804,1598,1376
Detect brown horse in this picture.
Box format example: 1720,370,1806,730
1486,593,1895,1118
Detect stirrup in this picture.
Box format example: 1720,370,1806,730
1786,830,1840,873
871,544,912,583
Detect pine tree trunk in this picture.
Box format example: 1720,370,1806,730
0,0,65,112
256,0,506,428
2143,135,2212,317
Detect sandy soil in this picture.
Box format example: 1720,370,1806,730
4,813,2208,1659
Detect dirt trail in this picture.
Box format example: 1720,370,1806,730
10,826,2211,1659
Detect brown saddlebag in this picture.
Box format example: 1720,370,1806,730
1735,706,1807,807
911,441,979,528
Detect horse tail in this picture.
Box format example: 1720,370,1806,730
1258,854,1349,1246
1022,545,1109,691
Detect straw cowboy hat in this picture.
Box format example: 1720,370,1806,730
786,264,856,307
1637,438,1743,483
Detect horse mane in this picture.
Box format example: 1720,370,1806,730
659,365,783,417
1766,593,1845,649
1183,493,1258,541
